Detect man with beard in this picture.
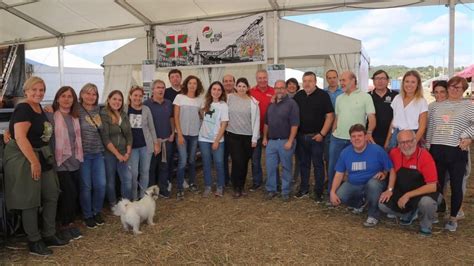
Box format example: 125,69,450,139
379,130,439,237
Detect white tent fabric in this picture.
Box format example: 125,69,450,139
1,0,469,49
103,17,369,96
103,64,140,100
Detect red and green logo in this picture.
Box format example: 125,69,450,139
202,26,213,38
165,34,188,58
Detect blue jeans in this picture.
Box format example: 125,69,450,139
328,135,351,193
128,146,152,200
104,152,133,204
177,135,198,190
223,132,231,185
199,141,225,189
296,134,324,195
265,139,295,196
79,152,106,219
336,178,387,219
251,137,263,186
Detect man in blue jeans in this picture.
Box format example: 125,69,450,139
328,71,376,199
262,80,299,201
293,71,334,202
330,124,394,227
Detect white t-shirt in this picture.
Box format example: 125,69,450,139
390,94,428,130
173,94,203,136
199,101,229,143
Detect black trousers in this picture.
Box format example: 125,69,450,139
226,132,253,192
56,170,80,225
430,144,468,218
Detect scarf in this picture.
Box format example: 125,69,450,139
54,111,84,166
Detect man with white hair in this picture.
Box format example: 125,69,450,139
262,80,299,202
249,69,275,191
379,130,439,237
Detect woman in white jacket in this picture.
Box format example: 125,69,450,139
226,77,260,198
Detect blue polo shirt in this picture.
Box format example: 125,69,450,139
264,95,299,139
324,86,344,108
144,98,173,139
335,143,392,185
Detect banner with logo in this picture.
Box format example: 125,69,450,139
155,14,266,68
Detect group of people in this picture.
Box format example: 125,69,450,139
2,67,472,256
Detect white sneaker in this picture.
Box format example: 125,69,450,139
456,210,465,220
183,180,189,189
445,220,458,232
351,206,364,214
363,217,378,227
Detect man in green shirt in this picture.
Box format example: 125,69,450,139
327,71,376,194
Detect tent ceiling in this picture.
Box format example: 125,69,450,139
1,0,472,49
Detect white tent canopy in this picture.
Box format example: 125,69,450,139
103,17,368,99
1,0,470,49
1,0,470,79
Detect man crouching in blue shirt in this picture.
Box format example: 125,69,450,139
329,124,395,227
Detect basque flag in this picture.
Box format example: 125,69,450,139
165,34,188,58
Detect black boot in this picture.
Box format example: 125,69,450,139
28,240,53,256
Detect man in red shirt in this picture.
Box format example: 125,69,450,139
379,130,440,237
249,69,275,191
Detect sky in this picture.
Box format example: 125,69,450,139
61,3,473,68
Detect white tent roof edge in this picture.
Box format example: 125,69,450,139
1,0,472,49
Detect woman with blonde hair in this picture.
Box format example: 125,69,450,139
100,90,133,206
385,70,428,150
126,86,160,199
4,76,68,256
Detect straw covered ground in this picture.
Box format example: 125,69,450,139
1,150,473,264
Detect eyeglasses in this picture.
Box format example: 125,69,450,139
374,77,388,81
448,85,464,90
398,138,415,145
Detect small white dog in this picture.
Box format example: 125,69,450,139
112,185,160,235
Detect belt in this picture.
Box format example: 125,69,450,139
269,138,288,140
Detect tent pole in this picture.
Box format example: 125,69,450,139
273,11,278,64
448,0,455,77
58,36,65,86
146,25,154,60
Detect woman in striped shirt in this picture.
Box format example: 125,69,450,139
426,76,474,232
